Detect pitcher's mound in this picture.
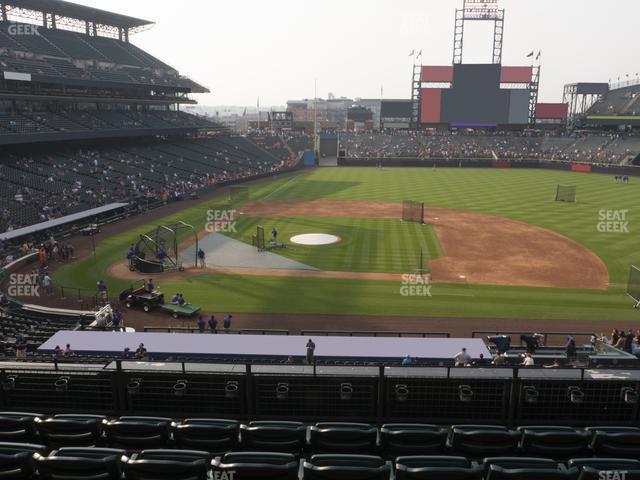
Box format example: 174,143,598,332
290,233,340,246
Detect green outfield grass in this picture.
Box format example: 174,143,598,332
227,216,440,273
52,167,640,320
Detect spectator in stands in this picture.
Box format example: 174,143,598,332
565,335,577,360
285,356,294,365
401,355,414,366
97,280,108,304
624,330,634,354
197,315,205,333
614,331,626,350
197,248,206,269
208,315,217,333
42,273,52,296
306,338,316,365
612,328,620,345
112,309,123,331
223,314,232,333
492,352,506,366
135,343,147,360
0,291,7,306
63,344,73,357
122,347,131,359
53,345,62,358
453,347,471,366
521,353,534,367
14,335,27,359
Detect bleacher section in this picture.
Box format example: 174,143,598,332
0,110,216,138
0,136,288,232
342,132,640,165
0,21,206,92
588,85,640,116
0,420,638,479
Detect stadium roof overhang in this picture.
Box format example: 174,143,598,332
1,0,153,29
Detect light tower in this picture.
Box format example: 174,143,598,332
452,0,505,65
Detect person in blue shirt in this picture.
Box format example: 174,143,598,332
197,248,206,268
197,316,205,333
170,293,180,305
402,355,413,366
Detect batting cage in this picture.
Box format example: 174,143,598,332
229,186,250,203
555,185,577,203
402,200,425,224
627,265,640,308
132,222,198,273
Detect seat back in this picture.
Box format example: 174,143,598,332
304,454,390,480
0,413,40,443
173,419,239,453
310,423,378,454
450,426,519,457
35,418,101,448
102,420,170,450
380,424,447,457
125,458,208,480
586,427,640,457
36,454,123,480
519,426,590,458
487,464,578,480
213,452,298,480
241,421,306,454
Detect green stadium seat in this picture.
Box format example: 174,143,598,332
309,423,378,455
380,424,448,458
240,421,307,454
449,425,520,457
518,426,591,458
395,455,483,480
212,451,299,480
172,418,239,454
303,454,390,480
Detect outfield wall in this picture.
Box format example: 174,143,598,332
338,158,640,176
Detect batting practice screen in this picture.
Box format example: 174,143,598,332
555,185,577,203
402,201,425,224
627,266,640,304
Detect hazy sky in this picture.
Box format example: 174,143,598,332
68,0,637,106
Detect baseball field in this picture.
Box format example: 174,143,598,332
53,167,640,321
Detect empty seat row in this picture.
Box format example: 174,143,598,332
1,413,640,460
0,444,639,480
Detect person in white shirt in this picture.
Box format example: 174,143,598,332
521,353,534,367
454,348,472,366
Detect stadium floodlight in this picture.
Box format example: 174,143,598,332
567,386,584,404
458,385,474,402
